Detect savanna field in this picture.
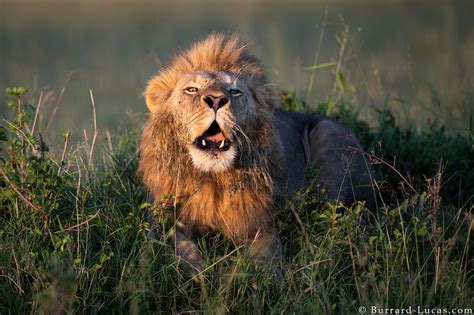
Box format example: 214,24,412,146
1,1,474,313
1,88,472,313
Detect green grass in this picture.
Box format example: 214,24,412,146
0,88,472,313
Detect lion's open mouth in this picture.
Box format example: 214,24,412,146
194,121,231,152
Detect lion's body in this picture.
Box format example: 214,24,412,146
274,109,375,208
139,34,375,272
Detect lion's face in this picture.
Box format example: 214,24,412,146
168,70,257,172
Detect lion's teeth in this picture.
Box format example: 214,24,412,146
201,139,207,147
219,140,225,149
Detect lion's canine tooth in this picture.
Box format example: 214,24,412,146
219,140,225,149
201,139,207,147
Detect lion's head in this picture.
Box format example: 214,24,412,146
142,34,279,174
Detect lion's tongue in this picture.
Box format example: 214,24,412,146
204,132,225,142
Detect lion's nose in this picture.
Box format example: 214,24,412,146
202,94,229,112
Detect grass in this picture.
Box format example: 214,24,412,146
0,88,473,314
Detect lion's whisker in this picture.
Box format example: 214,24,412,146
232,122,253,154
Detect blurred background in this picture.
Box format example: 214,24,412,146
1,0,473,144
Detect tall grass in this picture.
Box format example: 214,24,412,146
0,88,472,313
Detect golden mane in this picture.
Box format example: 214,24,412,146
139,33,282,241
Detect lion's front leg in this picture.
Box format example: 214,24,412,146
169,227,203,277
247,228,283,279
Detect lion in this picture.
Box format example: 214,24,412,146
139,33,376,276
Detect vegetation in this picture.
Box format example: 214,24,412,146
0,88,472,313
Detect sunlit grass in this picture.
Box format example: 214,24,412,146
0,88,472,313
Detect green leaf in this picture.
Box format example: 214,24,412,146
140,202,152,209
6,86,27,96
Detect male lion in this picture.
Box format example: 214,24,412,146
139,34,375,275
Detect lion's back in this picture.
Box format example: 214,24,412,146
273,109,376,209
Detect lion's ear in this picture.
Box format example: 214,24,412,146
145,94,158,113
144,75,171,113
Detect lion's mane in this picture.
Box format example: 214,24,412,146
139,34,282,240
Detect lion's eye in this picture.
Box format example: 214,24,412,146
229,89,242,97
184,87,198,95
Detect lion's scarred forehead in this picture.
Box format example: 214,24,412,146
178,70,244,88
